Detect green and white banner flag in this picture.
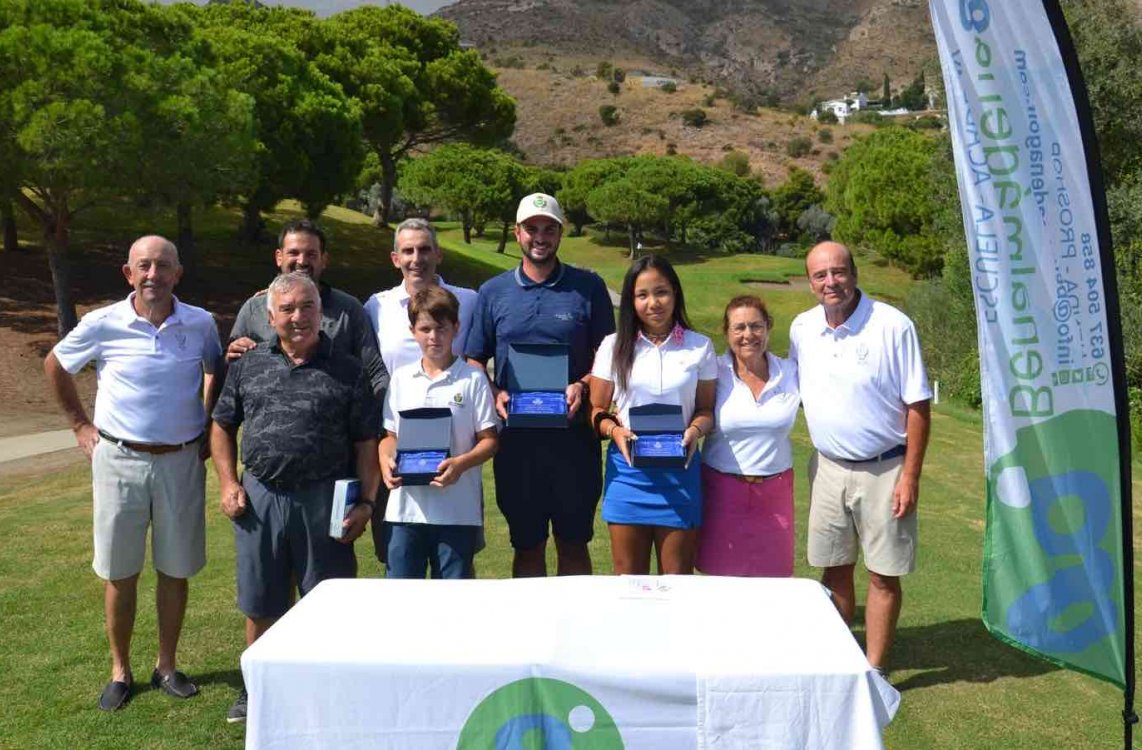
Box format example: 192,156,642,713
930,0,1129,687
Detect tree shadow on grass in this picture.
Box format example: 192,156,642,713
889,617,1059,691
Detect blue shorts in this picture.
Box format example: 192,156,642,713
234,473,357,619
601,442,702,528
384,523,479,579
493,423,602,549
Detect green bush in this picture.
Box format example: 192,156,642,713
660,81,677,93
785,136,812,158
817,109,839,125
817,128,833,144
909,115,944,130
607,81,621,95
775,243,809,259
905,244,982,407
598,104,619,126
718,150,751,177
680,108,708,127
849,110,888,127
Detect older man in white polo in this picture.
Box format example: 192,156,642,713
44,235,222,711
789,241,931,674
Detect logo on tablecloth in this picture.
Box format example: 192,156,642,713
457,677,623,749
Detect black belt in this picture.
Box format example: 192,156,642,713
98,430,202,454
826,444,907,464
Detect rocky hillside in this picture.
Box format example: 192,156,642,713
436,0,936,103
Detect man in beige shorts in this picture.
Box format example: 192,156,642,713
44,236,222,711
788,241,932,672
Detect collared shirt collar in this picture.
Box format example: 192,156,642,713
270,330,333,364
817,289,871,335
412,354,463,383
121,292,183,327
637,323,686,348
395,275,448,305
724,350,786,395
514,261,566,289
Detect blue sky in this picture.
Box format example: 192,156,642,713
157,1,455,16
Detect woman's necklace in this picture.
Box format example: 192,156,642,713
645,330,670,345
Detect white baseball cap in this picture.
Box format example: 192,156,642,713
516,193,565,225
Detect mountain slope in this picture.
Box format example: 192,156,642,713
437,0,936,102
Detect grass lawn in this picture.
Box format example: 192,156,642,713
2,203,1139,748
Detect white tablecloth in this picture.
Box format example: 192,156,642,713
242,576,899,749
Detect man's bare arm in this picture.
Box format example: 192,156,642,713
892,400,931,518
210,422,247,519
44,352,98,459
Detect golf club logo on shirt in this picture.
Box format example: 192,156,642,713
457,677,624,749
855,342,869,364
453,392,464,405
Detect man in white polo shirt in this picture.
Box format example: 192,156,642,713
789,241,931,673
44,235,222,711
363,218,478,563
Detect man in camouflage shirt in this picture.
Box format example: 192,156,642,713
210,271,381,723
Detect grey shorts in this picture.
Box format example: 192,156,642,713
234,473,357,619
806,451,917,576
92,438,206,581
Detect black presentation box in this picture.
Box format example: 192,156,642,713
629,403,687,469
505,343,570,429
394,407,452,486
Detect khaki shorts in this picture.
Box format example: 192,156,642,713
91,438,206,581
806,451,916,576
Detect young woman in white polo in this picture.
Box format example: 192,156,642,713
588,255,717,574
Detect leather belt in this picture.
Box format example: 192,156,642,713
826,444,907,464
98,430,202,455
710,466,785,484
735,472,783,484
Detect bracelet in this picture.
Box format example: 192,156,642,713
592,411,618,437
687,423,706,438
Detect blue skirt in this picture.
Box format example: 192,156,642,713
601,442,702,528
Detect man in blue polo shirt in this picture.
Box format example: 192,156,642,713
466,194,615,577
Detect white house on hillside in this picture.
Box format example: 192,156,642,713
810,91,869,123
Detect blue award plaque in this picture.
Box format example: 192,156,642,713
633,434,685,459
397,450,447,476
505,343,571,429
395,407,452,485
629,402,688,468
510,391,567,416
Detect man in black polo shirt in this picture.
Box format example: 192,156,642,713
210,271,381,724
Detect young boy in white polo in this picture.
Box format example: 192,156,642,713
379,286,498,578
